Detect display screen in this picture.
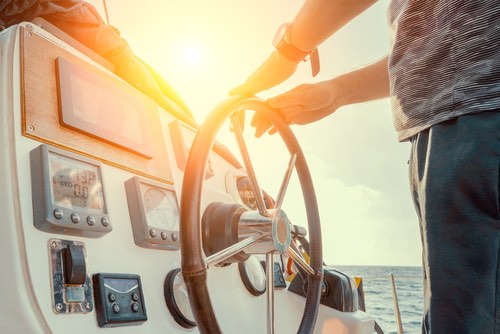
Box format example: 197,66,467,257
49,152,104,212
56,57,154,158
141,183,179,231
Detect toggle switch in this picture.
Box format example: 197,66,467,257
62,244,86,285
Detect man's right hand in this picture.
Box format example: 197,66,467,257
251,78,350,137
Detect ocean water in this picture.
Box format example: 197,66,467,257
336,266,423,334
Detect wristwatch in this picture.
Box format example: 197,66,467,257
273,22,320,77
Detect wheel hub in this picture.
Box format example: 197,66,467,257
238,209,291,255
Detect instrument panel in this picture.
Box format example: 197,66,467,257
125,177,180,250
30,144,112,237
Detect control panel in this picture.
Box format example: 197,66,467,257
0,22,374,334
92,273,147,327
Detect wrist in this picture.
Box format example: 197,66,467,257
330,75,355,107
272,49,302,66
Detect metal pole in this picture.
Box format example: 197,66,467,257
230,114,268,216
102,0,110,24
390,273,404,334
206,233,263,267
266,253,275,334
275,154,297,209
287,246,315,276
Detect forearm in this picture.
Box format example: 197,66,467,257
335,56,390,107
291,0,378,51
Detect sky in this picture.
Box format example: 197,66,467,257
86,0,421,266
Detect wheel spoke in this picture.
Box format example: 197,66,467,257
266,253,275,334
230,113,268,216
275,153,297,210
206,233,264,267
288,245,315,276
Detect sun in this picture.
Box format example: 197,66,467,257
182,45,202,66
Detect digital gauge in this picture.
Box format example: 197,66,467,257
125,177,180,250
50,153,103,212
30,144,111,237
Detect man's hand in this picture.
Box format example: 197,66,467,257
252,79,350,137
230,51,300,96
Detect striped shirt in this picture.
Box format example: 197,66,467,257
388,1,500,141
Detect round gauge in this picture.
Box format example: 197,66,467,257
164,268,196,329
225,169,259,210
236,177,258,210
238,255,266,296
143,186,179,231
125,177,180,250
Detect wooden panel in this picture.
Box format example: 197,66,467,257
20,26,173,183
30,18,115,73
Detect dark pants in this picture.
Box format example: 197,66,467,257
409,111,500,334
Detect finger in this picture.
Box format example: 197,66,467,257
254,122,272,138
255,124,271,138
251,112,270,128
250,111,272,138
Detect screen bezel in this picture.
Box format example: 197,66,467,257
56,56,154,159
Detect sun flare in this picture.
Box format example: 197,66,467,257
182,45,202,66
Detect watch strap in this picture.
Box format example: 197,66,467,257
274,23,320,77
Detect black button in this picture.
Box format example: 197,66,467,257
131,302,139,313
112,303,120,314
131,292,139,302
108,293,116,302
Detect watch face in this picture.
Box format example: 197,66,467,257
273,23,290,47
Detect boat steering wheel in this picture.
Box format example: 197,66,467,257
179,96,324,333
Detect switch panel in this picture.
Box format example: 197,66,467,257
49,239,93,314
93,273,147,327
